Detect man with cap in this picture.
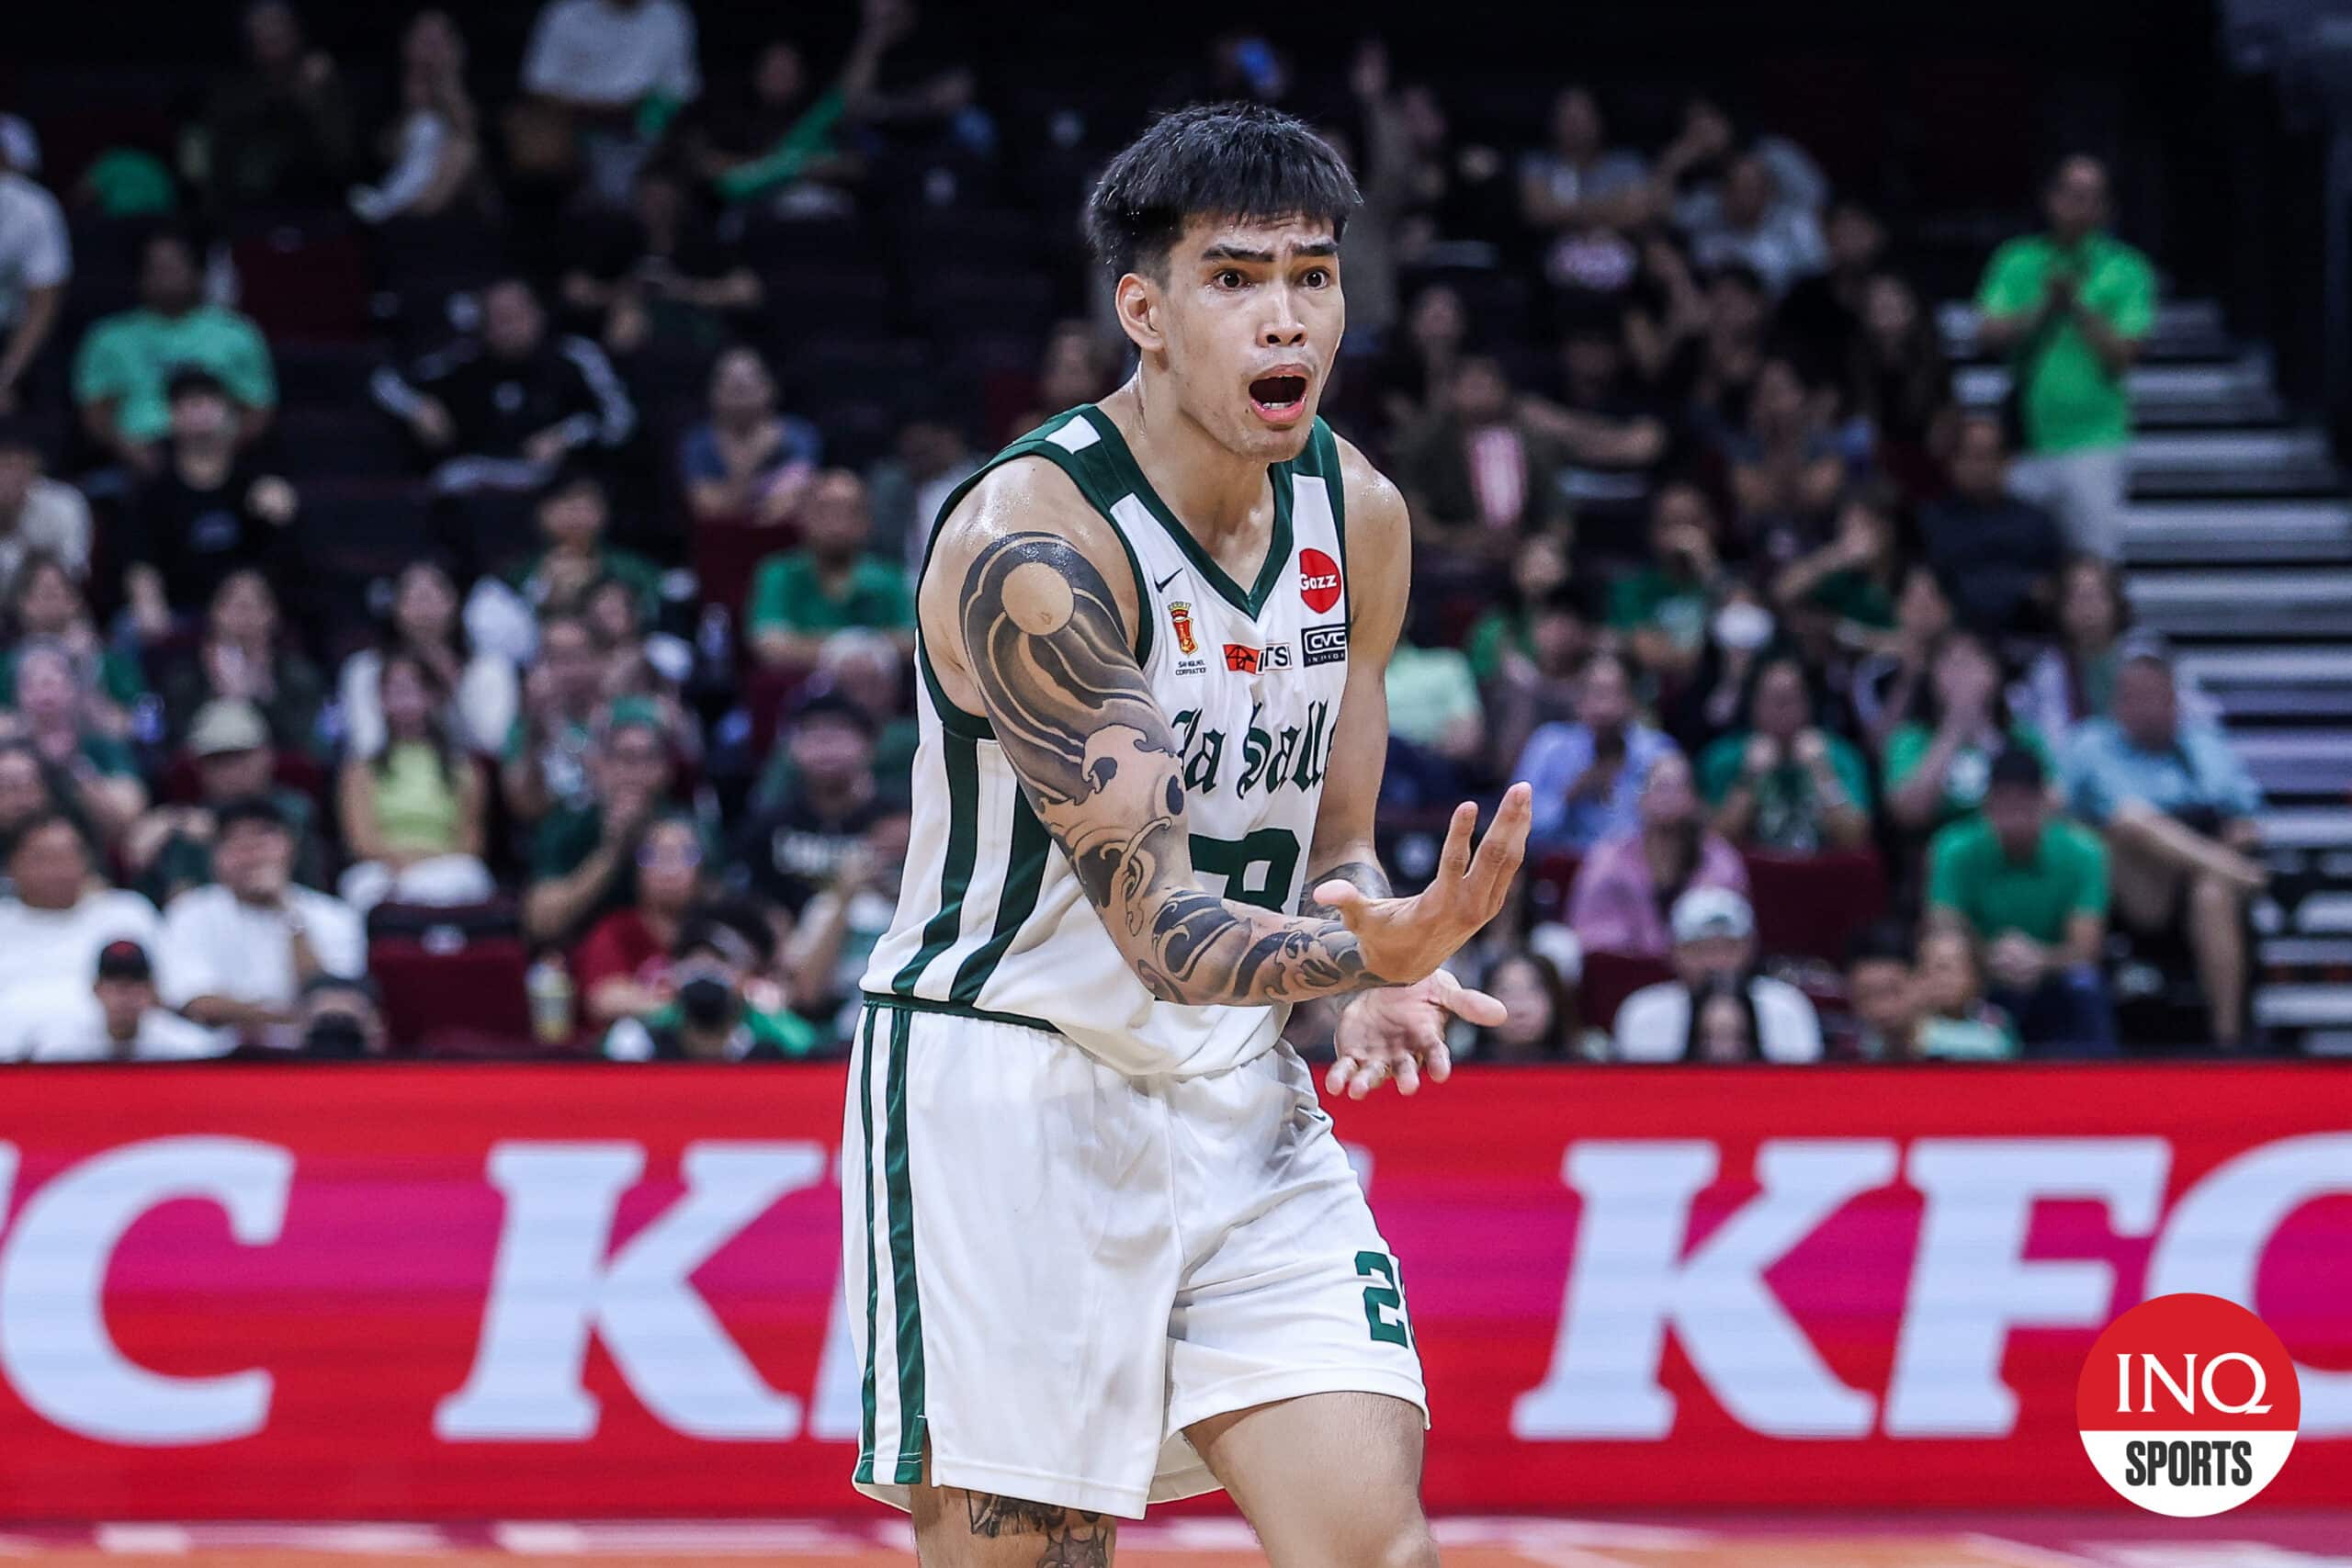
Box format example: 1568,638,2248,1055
1611,886,1824,1063
0,809,162,1018
7,940,224,1062
2060,636,2265,1046
602,900,819,1062
155,795,366,1041
1927,745,2114,1055
524,696,682,943
124,696,326,903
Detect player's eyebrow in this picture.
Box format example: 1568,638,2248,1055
1199,240,1340,264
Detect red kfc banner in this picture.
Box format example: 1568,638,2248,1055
0,1062,2346,1518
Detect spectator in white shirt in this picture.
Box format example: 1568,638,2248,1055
0,811,162,1011
519,0,701,204
11,939,226,1062
1682,152,1828,299
157,795,366,1038
0,163,69,417
1612,886,1825,1062
0,427,94,593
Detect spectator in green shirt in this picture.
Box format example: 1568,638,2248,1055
1697,651,1872,854
73,230,277,472
523,698,682,944
1926,746,2113,1055
1883,626,2051,837
505,466,663,623
747,469,914,671
1974,155,2154,560
1610,480,1721,686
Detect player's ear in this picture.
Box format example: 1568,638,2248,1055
1114,271,1164,355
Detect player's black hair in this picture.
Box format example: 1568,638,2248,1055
1084,102,1362,280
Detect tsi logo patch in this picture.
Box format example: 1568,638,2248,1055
1302,622,1349,667
2076,1292,2301,1517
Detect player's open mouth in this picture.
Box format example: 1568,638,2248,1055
1249,374,1309,424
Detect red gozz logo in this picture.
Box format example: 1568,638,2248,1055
1299,547,1342,614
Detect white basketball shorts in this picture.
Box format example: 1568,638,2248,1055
842,995,1427,1519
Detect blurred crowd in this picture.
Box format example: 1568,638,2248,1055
0,0,2275,1063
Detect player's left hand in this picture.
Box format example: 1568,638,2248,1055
1324,970,1504,1100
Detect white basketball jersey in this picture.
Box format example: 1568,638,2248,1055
860,405,1355,1077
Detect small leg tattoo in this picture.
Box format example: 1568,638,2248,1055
965,1493,1114,1568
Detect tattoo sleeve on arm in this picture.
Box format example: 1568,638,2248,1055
1298,857,1393,919
960,531,1389,1005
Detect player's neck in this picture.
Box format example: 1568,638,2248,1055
1102,379,1272,544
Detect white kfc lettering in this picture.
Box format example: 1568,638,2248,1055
1512,1139,1894,1438
435,1141,824,1440
0,1137,290,1444
2145,1131,2352,1435
1883,1138,2168,1436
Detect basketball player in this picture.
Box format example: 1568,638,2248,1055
845,102,1532,1568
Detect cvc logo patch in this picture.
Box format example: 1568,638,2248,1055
2076,1292,2300,1517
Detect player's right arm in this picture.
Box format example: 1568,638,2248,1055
922,460,1525,1009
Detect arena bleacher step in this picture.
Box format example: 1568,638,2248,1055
1939,297,2233,363
1956,354,2284,429
2125,566,2352,638
2120,500,2352,562
2127,427,2341,496
2175,647,2352,719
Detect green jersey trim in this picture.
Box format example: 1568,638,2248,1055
1077,406,1296,621
860,989,1063,1037
888,730,979,994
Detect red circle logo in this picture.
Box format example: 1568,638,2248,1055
2076,1292,2300,1517
1299,547,1342,615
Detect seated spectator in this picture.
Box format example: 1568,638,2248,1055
1568,751,1748,960
74,230,277,472
747,470,915,670
1680,151,1826,298
574,812,709,1030
1914,926,2022,1053
1683,264,1772,428
1468,949,1576,1062
1520,313,1669,512
733,693,888,914
1610,481,1724,686
1846,272,1954,495
157,795,366,1041
1659,581,1777,754
681,33,865,209
754,630,917,810
1771,484,1900,652
867,405,980,578
516,0,701,205
560,160,761,361
338,558,517,758
0,160,69,417
1008,321,1121,440
1926,746,2111,1055
605,903,820,1061
0,813,162,1014
1698,651,1871,853
501,610,606,824
680,344,819,528
786,806,910,1037
1481,586,1593,781
2062,639,2266,1047
295,972,390,1057
0,739,74,850
369,276,636,518
523,698,682,943
1916,413,2064,637
2,553,146,719
0,640,147,847
1842,922,2014,1061
1883,627,2050,837
1371,282,1467,440
1513,650,1678,852
1721,355,1842,563
158,569,325,756
0,423,92,590
349,10,488,224
506,467,662,623
1622,233,1711,404
1396,354,1569,568
6,939,225,1062
1381,613,1487,808
583,576,697,732
124,697,329,905
1612,886,1824,1062
2017,555,2212,748
335,653,494,913
121,369,300,639
1778,200,1885,380
1519,84,1652,235
1849,559,1954,750
196,0,354,213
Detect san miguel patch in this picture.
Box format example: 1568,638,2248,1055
1168,601,1198,657
1299,547,1342,615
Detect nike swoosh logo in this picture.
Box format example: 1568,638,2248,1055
1155,568,1185,592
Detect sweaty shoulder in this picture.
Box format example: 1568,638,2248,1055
921,455,1144,689
1330,431,1409,647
